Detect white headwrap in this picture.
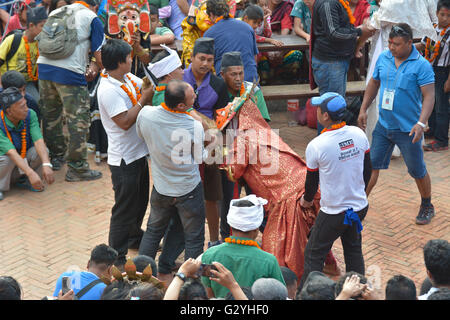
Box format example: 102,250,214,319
147,44,182,79
227,195,268,232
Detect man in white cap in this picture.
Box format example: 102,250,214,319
201,194,286,299
148,44,184,106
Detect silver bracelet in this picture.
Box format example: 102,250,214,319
137,102,143,109
417,121,426,129
42,162,53,168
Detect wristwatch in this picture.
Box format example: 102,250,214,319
175,272,186,282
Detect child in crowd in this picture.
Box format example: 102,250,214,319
149,4,176,46
291,0,311,42
416,0,450,152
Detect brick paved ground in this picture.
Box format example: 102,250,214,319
0,111,448,300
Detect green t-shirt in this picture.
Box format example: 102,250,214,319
228,82,271,121
148,0,169,8
152,83,167,106
201,236,285,298
155,26,174,36
0,109,42,156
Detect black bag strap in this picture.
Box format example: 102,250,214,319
0,31,23,69
74,279,103,300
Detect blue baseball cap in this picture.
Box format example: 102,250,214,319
311,92,347,121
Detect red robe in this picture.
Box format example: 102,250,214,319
225,100,321,279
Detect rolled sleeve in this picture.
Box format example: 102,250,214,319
29,109,43,143
90,17,105,52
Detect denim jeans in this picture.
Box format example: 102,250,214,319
139,182,206,271
371,122,427,179
428,66,449,146
312,56,351,134
299,206,369,290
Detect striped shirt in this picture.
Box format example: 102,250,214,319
421,25,450,67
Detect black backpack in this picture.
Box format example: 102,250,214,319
0,29,24,69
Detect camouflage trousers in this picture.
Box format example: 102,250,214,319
39,80,90,172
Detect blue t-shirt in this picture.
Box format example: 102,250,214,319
204,19,259,83
372,46,435,132
38,17,105,86
53,271,106,300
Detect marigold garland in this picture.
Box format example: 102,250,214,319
425,25,449,63
224,237,261,249
100,72,141,105
320,121,346,134
161,102,193,117
155,85,167,92
338,0,356,25
1,110,27,158
23,36,38,82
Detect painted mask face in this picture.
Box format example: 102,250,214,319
119,8,140,43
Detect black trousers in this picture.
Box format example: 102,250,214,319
299,205,369,290
109,157,149,265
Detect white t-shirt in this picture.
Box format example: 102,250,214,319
136,105,205,197
418,287,439,300
305,125,370,215
97,72,149,166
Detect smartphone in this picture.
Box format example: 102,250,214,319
61,276,71,295
199,264,217,277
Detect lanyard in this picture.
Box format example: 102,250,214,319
386,59,409,90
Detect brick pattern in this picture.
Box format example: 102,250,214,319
0,111,448,300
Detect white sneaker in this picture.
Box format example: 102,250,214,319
0,191,4,200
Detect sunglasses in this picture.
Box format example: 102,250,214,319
193,84,200,110
390,25,411,38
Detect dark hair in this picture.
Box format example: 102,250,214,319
233,199,254,207
90,244,118,270
84,0,101,6
132,255,157,277
49,0,70,13
437,0,450,11
428,288,450,300
423,239,450,286
128,283,164,300
389,23,413,41
225,286,253,300
1,70,26,89
420,277,433,295
206,0,230,18
243,4,264,20
164,80,188,109
101,281,136,300
178,279,208,300
280,266,298,287
335,271,368,299
296,282,335,300
0,276,21,300
385,275,417,300
101,39,132,71
151,50,171,82
149,4,159,16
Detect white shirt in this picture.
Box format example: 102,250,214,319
97,72,149,166
305,125,370,215
136,105,205,197
419,287,439,300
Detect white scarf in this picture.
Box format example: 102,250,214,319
147,44,182,79
227,195,268,232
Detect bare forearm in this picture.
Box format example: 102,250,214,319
6,149,33,176
163,277,184,300
360,78,380,112
419,85,435,123
177,0,189,15
34,139,50,164
150,34,175,45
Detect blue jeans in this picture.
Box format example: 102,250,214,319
428,66,449,146
370,122,427,179
138,182,206,272
312,56,351,134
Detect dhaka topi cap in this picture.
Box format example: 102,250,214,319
27,6,48,25
221,51,243,68
0,87,23,111
193,37,215,56
311,92,347,121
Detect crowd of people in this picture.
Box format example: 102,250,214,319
0,0,449,301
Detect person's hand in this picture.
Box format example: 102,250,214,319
85,63,99,82
337,274,365,300
360,24,376,38
357,110,368,131
178,258,202,278
42,166,55,185
444,79,450,93
209,261,239,289
139,85,155,106
304,34,311,43
355,45,363,58
361,285,378,300
27,170,44,191
268,38,284,47
409,123,425,144
300,195,313,208
57,289,74,300
130,33,142,52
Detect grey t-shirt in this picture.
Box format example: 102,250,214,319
136,105,204,197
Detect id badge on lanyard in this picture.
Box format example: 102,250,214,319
382,89,395,111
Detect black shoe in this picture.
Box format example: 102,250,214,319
415,204,435,225
0,191,3,200
65,168,102,182
51,156,66,171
